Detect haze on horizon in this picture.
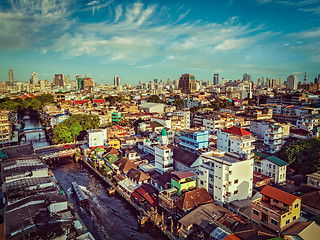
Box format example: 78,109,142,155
0,0,320,85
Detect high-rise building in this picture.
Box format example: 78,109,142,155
243,73,251,82
54,74,64,87
30,72,38,85
64,74,71,85
286,75,298,90
8,68,14,87
179,73,197,94
213,73,219,85
261,77,264,86
114,76,120,87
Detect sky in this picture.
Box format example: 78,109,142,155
0,0,320,85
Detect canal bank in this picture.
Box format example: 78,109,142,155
22,114,167,240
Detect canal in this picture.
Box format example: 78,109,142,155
21,114,167,240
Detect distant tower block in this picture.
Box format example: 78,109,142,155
8,68,14,87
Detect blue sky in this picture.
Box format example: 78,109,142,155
0,0,320,85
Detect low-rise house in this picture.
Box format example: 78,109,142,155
178,202,249,239
114,157,138,174
175,188,213,217
254,156,288,184
282,221,320,240
306,171,320,189
253,171,273,188
300,190,320,216
131,184,158,209
171,170,196,196
159,188,179,214
127,169,150,185
251,185,301,234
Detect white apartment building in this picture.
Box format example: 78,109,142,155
197,151,253,205
155,145,173,174
264,124,283,153
203,115,236,135
217,127,255,158
254,156,288,184
296,115,320,131
86,129,107,147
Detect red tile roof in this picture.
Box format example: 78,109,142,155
260,185,300,206
114,125,123,130
73,100,90,105
223,235,241,240
92,99,105,103
222,127,252,136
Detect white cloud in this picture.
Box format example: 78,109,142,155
114,5,123,22
214,38,247,51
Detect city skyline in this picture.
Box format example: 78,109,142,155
1,0,320,84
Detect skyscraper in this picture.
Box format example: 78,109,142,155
286,75,298,90
30,72,38,85
213,73,219,85
179,73,197,94
114,76,120,87
8,68,14,87
54,74,64,87
64,74,71,85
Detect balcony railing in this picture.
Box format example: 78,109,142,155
253,199,288,216
229,135,255,142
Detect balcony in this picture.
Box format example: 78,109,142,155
243,145,255,150
253,199,288,217
229,135,255,142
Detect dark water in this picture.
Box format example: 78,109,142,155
52,160,166,240
22,114,167,240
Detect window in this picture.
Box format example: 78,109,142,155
293,215,297,221
286,219,290,225
273,199,279,204
234,179,238,184
200,180,204,185
252,209,259,216
270,219,278,226
273,165,275,169
295,203,299,209
234,190,238,195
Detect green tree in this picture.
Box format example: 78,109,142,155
70,122,83,142
52,123,73,144
147,95,163,103
277,138,320,174
173,99,184,110
51,114,100,144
